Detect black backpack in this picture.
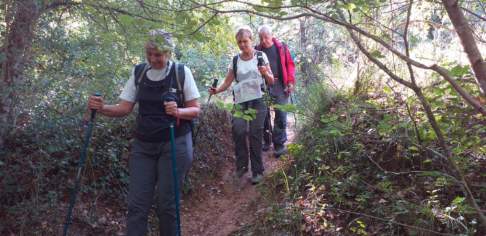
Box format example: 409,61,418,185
133,62,186,105
133,62,196,137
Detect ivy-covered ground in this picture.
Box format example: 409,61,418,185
235,82,486,235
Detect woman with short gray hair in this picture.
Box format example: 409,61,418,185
87,29,200,235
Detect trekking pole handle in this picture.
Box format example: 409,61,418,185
91,92,101,121
257,54,264,67
207,79,219,103
211,78,219,89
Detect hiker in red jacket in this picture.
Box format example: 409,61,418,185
256,25,296,157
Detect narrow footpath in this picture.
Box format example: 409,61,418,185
181,118,296,236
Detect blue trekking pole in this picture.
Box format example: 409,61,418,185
169,122,181,236
164,93,182,236
63,93,101,236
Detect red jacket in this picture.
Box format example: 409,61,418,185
256,38,296,88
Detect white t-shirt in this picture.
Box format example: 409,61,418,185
119,61,200,103
227,51,270,85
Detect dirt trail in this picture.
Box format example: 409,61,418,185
181,118,296,236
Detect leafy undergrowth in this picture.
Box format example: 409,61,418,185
0,103,232,235
188,103,234,191
239,82,485,235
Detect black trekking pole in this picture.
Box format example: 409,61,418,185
164,93,182,236
265,107,272,148
193,78,218,142
207,78,218,104
257,53,273,150
63,93,101,236
290,92,297,129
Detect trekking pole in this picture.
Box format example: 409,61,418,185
207,78,219,103
63,92,101,236
265,107,272,147
164,93,182,236
169,123,181,236
257,53,273,149
193,78,218,143
290,92,297,129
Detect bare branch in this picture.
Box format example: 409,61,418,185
462,6,486,22
190,13,218,36
83,2,172,25
348,30,413,88
403,1,417,86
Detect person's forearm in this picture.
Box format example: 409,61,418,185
216,80,232,93
264,73,274,85
99,104,131,117
176,107,200,120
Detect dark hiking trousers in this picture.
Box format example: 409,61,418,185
263,93,289,147
127,132,193,236
232,98,267,176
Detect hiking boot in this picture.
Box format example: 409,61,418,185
262,143,271,151
251,174,263,185
233,169,247,191
235,168,248,178
274,145,287,158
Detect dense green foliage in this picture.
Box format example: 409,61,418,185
245,79,485,235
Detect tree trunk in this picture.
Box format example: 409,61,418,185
299,17,319,86
0,0,40,148
442,0,486,96
299,18,310,85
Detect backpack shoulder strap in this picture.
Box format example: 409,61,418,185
232,55,238,82
134,63,148,87
255,51,269,92
134,63,149,102
174,62,186,106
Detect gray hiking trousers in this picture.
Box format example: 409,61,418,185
127,132,193,236
232,98,267,176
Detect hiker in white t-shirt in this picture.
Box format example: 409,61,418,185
209,26,274,184
87,29,200,236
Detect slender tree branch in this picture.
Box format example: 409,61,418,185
461,6,486,22
190,13,218,35
349,33,414,87
83,2,172,25
431,64,486,115
402,0,423,144
42,0,77,12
